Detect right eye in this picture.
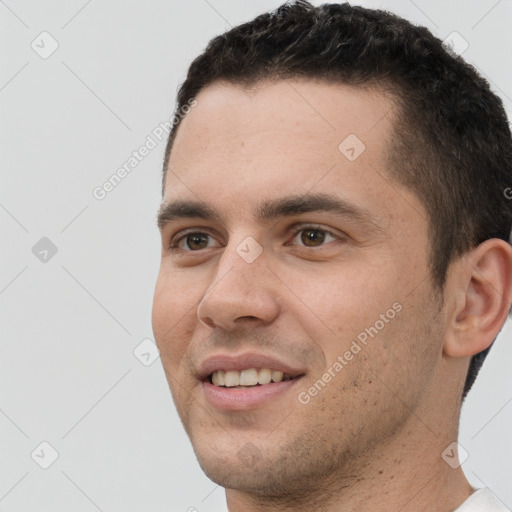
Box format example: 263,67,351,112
169,231,221,251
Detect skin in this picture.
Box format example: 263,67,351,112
152,79,512,512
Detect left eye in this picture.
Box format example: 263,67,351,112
288,226,338,248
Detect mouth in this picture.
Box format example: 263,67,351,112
198,353,306,410
208,368,299,388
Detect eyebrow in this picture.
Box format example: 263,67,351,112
157,192,381,231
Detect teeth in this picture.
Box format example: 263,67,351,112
271,370,283,382
240,369,259,386
258,368,272,385
224,370,240,387
210,368,294,387
211,370,225,386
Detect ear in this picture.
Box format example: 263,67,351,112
443,238,512,358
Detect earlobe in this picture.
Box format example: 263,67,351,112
443,238,512,358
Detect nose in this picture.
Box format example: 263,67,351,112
196,239,281,331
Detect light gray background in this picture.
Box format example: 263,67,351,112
1,1,511,511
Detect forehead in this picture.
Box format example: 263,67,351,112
163,79,423,232
168,79,395,168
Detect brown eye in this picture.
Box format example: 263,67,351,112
185,233,210,250
289,225,338,248
300,228,327,247
170,231,219,251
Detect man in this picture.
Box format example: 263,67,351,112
152,2,512,511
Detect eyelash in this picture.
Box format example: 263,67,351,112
168,224,341,252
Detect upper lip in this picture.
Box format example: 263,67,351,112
197,352,307,381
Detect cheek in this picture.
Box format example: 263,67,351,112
288,263,417,404
152,273,200,417
152,270,197,362
288,263,394,342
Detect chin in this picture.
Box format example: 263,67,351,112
191,438,278,492
190,436,321,499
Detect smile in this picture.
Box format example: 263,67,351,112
198,352,306,410
210,368,295,387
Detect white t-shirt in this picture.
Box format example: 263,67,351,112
454,488,510,511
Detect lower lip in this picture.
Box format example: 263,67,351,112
202,377,303,411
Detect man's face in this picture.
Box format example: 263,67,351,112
152,80,445,494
